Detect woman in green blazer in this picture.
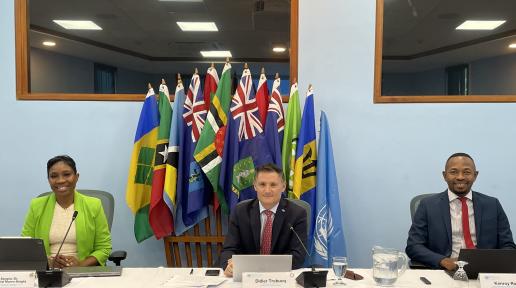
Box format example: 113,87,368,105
21,155,112,267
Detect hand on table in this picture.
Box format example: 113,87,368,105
49,255,81,268
224,259,233,277
439,257,457,271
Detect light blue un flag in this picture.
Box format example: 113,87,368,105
309,111,347,267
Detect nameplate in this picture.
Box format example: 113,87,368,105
0,271,37,288
479,273,516,288
242,272,296,287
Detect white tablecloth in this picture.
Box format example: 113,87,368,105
65,267,480,288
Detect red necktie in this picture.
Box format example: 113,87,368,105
261,210,274,254
459,197,476,249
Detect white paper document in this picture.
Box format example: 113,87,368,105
162,275,226,287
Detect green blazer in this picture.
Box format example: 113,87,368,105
21,191,112,266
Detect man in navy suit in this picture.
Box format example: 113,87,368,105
406,153,515,270
219,163,307,277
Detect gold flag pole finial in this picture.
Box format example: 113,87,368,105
275,72,280,79
293,78,297,84
211,62,215,68
177,73,182,85
161,78,166,85
194,67,199,75
261,67,265,74
225,57,230,64
147,83,152,90
308,84,313,90
244,62,249,69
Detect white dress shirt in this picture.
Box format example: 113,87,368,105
448,190,477,258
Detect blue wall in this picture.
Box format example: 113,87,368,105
2,0,516,269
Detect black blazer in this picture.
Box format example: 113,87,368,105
219,198,308,270
406,191,516,268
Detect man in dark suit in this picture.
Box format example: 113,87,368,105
219,163,307,277
406,153,516,270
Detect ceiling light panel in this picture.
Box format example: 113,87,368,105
43,41,56,47
455,20,506,30
53,20,102,30
177,22,218,32
200,51,232,58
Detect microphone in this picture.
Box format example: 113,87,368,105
52,210,78,270
288,223,327,288
37,211,77,287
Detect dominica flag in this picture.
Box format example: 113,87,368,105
149,83,174,239
193,62,232,214
292,87,317,244
203,66,221,212
282,83,301,197
203,66,219,111
126,87,159,243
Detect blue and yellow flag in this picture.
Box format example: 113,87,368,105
292,87,317,242
126,88,159,243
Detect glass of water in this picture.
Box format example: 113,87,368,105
453,261,469,287
332,256,348,286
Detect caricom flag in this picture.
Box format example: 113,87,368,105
126,88,159,243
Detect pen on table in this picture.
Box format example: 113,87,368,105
420,276,431,285
190,268,194,275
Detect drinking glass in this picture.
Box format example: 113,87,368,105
332,256,348,286
452,261,469,288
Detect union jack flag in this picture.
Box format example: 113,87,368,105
230,69,263,141
183,74,207,142
268,77,285,133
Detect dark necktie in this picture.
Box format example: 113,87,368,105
261,210,274,254
459,197,476,249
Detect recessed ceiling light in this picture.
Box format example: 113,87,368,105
43,41,56,47
272,47,286,53
53,20,102,30
456,20,506,30
200,51,232,58
509,43,516,49
177,22,218,32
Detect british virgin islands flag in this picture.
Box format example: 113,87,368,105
126,88,159,243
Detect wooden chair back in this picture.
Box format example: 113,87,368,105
163,209,225,267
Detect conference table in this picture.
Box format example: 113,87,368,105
64,267,479,288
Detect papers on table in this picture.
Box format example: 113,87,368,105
162,275,226,287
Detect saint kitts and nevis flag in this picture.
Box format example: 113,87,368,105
148,83,174,239
126,88,160,243
193,63,233,214
282,83,301,197
292,87,318,248
309,111,347,267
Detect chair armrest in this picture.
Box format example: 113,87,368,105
409,260,430,269
108,250,127,266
